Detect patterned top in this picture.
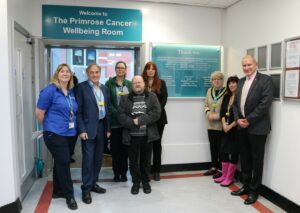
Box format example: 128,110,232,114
130,95,147,136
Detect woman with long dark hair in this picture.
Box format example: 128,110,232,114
142,61,168,181
214,76,239,186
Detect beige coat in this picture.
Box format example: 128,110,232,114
204,87,226,130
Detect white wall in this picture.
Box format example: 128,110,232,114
35,0,224,164
224,0,300,205
0,0,17,207
4,0,300,208
0,0,39,207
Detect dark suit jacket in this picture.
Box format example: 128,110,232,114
233,72,273,135
76,81,111,139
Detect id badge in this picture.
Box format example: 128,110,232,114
99,110,104,118
69,122,75,129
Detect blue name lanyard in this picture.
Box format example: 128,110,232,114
89,82,105,119
65,93,74,121
91,85,103,105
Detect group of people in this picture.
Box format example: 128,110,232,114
35,54,273,210
204,55,273,205
35,61,168,210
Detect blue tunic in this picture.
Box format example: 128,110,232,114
37,83,78,136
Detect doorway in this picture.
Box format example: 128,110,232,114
44,42,144,168
13,23,35,199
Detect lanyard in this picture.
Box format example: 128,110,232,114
89,83,105,108
212,88,222,103
92,86,102,103
65,94,74,121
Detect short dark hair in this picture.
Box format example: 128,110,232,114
115,61,127,70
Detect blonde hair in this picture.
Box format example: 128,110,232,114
50,63,74,89
210,71,224,82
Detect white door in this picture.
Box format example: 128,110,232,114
13,29,35,199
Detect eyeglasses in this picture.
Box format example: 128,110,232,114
116,67,126,70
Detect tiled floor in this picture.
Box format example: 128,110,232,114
21,168,285,213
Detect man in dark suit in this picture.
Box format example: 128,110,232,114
76,64,111,204
231,55,273,205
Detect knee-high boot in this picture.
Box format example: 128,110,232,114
220,163,237,187
214,162,229,183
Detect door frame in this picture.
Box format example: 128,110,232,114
13,21,36,200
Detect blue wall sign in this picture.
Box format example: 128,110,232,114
42,5,142,42
152,43,221,98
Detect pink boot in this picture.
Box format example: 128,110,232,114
214,162,229,183
220,163,237,187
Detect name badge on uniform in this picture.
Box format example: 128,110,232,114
99,101,104,107
69,122,75,129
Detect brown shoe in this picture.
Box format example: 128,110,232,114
203,168,217,176
213,171,222,179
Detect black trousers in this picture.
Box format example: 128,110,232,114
111,127,128,177
220,153,238,164
152,124,165,173
43,131,76,199
238,128,267,191
81,121,105,193
69,134,78,158
129,136,153,184
207,130,222,169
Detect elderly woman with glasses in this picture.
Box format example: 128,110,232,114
203,71,226,179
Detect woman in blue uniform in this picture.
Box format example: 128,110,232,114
35,64,78,210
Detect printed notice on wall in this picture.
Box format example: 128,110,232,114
151,43,221,98
286,40,300,68
284,70,299,98
42,5,142,42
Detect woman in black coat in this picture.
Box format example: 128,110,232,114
214,76,239,187
142,61,168,181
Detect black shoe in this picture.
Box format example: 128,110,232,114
82,192,92,204
153,173,160,181
66,198,78,210
143,182,152,194
91,184,106,194
231,186,249,196
113,175,120,182
120,175,128,182
244,192,258,205
52,191,65,199
131,183,140,195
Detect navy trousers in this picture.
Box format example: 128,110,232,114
43,131,76,199
81,121,105,193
